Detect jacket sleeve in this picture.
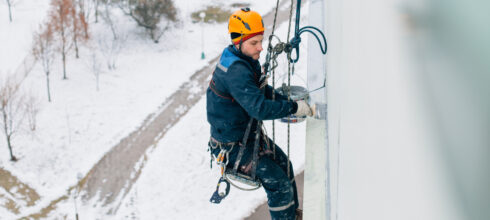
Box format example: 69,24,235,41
265,85,289,100
223,62,296,120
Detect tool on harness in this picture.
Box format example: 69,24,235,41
209,142,234,204
210,177,231,204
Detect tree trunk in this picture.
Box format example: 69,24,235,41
46,71,51,102
107,14,118,41
7,0,12,22
1,109,16,161
74,36,79,59
61,24,68,79
96,73,99,91
150,29,159,44
7,135,16,161
95,0,99,23
62,50,67,80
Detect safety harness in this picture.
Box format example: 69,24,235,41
209,68,268,203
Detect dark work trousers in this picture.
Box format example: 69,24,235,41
210,136,299,220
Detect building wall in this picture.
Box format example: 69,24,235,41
303,0,480,219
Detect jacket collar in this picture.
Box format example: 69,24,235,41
227,45,261,71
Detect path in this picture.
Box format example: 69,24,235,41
0,168,40,215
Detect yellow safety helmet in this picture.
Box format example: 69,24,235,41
228,8,265,45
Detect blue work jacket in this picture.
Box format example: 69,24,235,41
206,45,297,143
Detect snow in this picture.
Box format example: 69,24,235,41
0,0,307,219
0,0,51,73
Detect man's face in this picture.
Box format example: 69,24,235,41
238,35,264,60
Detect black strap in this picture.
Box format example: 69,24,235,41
232,117,255,174
250,121,262,180
209,74,234,101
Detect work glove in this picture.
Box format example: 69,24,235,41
294,100,313,117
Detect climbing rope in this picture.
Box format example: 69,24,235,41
288,0,328,63
265,0,282,161
285,0,295,179
271,0,279,162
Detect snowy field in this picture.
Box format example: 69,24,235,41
0,0,308,219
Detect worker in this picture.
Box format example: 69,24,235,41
207,8,313,220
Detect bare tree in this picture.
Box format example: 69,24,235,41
95,2,126,70
118,0,177,43
0,75,24,161
0,74,38,162
85,49,103,91
94,0,100,23
97,33,126,70
49,0,75,80
32,23,56,102
71,1,89,58
91,51,102,91
24,94,39,131
101,2,118,40
74,0,94,26
96,10,127,72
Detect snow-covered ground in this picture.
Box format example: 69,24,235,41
1,0,308,219
0,1,51,73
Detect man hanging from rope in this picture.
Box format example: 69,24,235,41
206,8,314,220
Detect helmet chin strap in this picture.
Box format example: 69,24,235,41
239,37,244,53
230,34,246,58
238,31,244,54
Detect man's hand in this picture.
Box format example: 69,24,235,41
294,100,313,117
